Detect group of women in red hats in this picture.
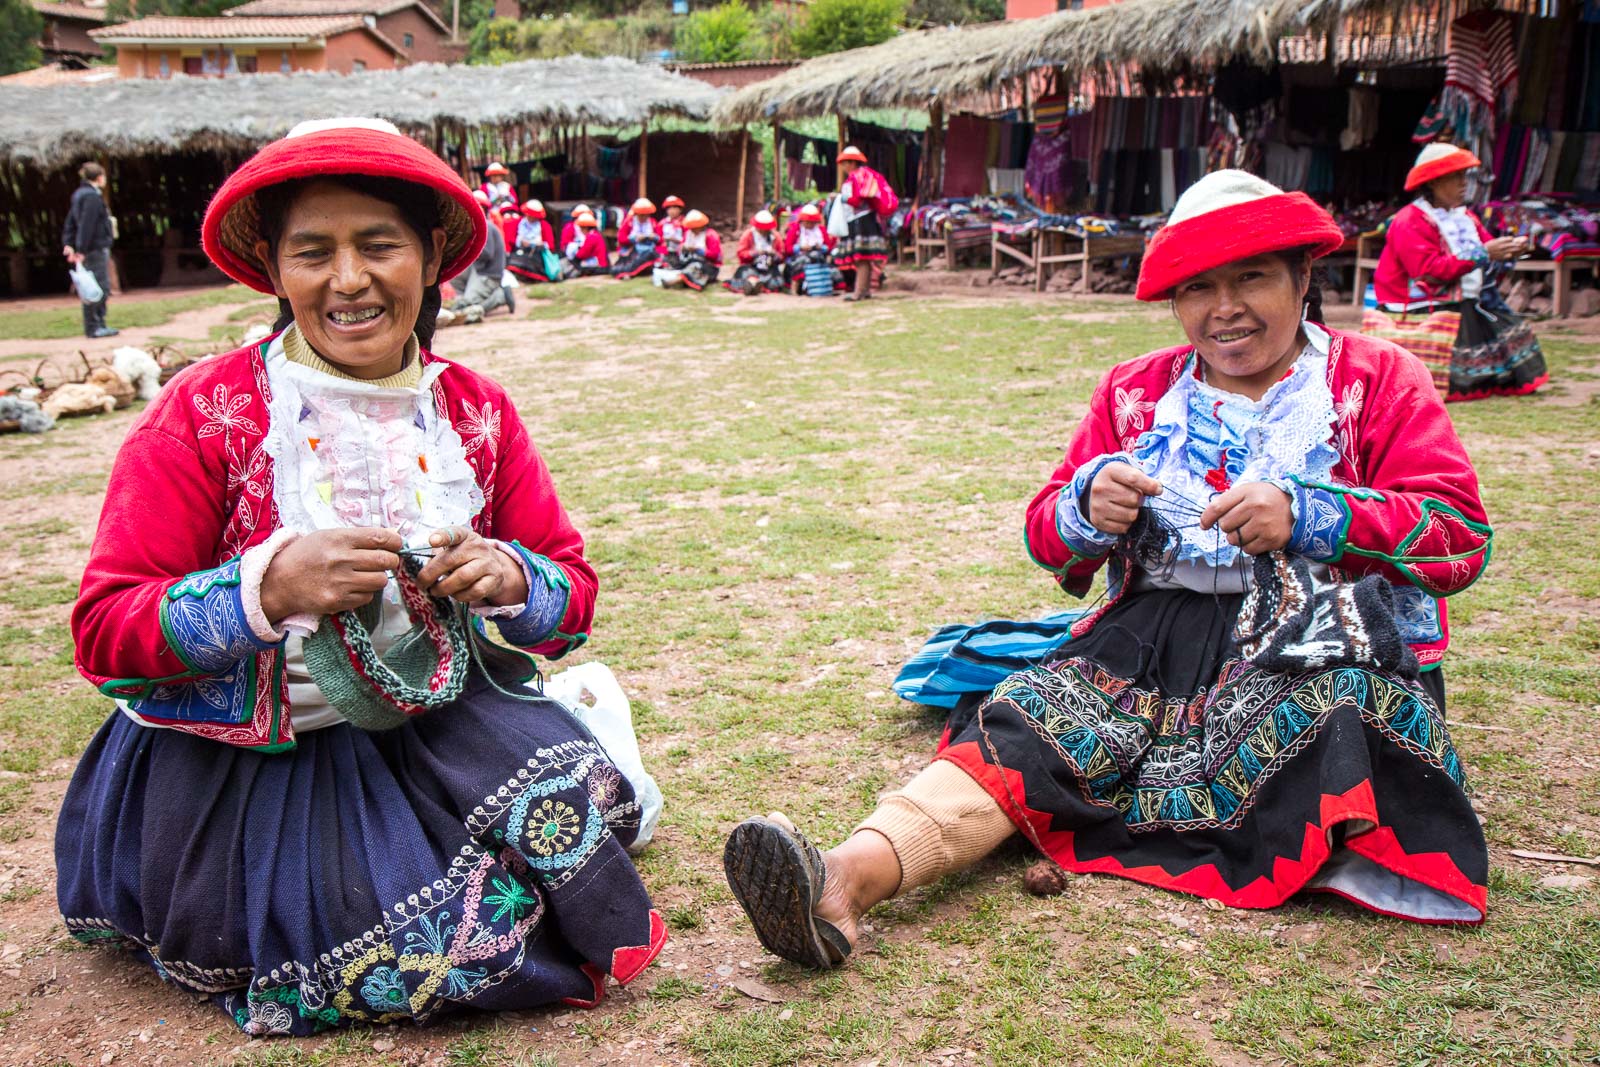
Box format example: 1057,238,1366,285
724,203,840,296
55,118,1504,1037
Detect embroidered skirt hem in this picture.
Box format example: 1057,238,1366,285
935,590,1487,924
56,686,667,1035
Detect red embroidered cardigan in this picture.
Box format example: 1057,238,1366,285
1022,328,1492,668
73,339,597,751
1373,202,1492,305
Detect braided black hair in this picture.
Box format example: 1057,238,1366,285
255,174,445,351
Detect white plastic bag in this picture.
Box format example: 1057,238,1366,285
543,662,662,854
826,194,851,239
500,270,519,290
69,263,103,304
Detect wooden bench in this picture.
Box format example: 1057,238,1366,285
991,227,1145,292
913,216,992,269
1351,231,1594,317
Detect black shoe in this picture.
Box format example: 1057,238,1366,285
91,327,120,338
723,814,852,969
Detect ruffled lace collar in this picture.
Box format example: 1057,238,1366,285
260,332,483,542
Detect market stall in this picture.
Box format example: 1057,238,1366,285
0,56,723,297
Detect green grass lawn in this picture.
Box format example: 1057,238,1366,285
1,283,1596,1066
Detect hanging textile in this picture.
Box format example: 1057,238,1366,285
944,114,993,198
1024,130,1072,204
1034,95,1068,135
1413,10,1519,193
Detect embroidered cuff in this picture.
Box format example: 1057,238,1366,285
240,529,319,641
1286,482,1348,561
1054,454,1130,556
488,541,573,648
160,558,282,674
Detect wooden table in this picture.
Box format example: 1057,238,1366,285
992,227,1145,292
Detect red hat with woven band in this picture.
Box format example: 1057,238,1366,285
752,210,777,231
798,204,822,222
1404,143,1481,191
1135,170,1344,302
202,118,486,296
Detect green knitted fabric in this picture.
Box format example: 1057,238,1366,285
301,560,544,732
301,567,470,731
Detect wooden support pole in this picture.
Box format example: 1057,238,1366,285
771,118,782,198
735,126,750,229
638,120,649,201
837,112,848,188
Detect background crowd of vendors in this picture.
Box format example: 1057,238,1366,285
436,147,900,322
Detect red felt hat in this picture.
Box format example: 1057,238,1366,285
1404,144,1481,191
683,209,709,231
521,199,546,219
485,161,509,176
752,210,777,231
202,118,485,296
632,197,656,215
1135,170,1344,302
798,204,822,221
662,194,685,209
837,146,868,164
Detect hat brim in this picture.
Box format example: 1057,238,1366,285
1135,192,1345,302
202,126,486,295
1404,150,1481,191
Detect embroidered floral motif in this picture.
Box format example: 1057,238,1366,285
483,875,539,923
459,400,501,457
1114,386,1156,440
525,799,581,857
358,966,408,1012
195,384,261,440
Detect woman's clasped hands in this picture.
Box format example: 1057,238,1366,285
258,525,529,626
1087,461,1294,555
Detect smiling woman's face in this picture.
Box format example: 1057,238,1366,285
1172,254,1311,400
255,181,446,379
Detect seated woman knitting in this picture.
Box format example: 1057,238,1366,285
723,171,1493,969
56,119,666,1035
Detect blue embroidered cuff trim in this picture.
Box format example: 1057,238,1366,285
495,542,573,648
1055,455,1128,556
1286,483,1349,561
159,558,280,674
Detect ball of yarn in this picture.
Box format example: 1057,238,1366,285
1023,861,1069,897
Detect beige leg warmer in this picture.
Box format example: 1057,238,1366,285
855,759,1016,894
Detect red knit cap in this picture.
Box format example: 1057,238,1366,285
202,118,486,295
1135,170,1344,302
1404,143,1481,191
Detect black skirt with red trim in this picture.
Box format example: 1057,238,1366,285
936,588,1488,924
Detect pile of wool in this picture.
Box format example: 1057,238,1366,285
112,346,163,400
0,395,54,433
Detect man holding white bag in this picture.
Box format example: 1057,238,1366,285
62,161,118,339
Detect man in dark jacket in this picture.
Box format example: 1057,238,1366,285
62,161,118,339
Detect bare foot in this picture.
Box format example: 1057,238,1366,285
815,830,903,953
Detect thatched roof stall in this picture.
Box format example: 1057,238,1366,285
0,56,724,297
714,0,1565,127
0,55,722,169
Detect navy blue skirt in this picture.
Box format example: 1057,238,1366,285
55,684,666,1035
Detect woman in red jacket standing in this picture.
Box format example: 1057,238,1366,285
724,170,1493,969
1365,143,1547,402
55,118,664,1035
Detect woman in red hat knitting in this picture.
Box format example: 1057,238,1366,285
507,198,558,284
613,197,662,280
653,209,722,291
783,202,838,295
724,170,1493,969
1365,143,1546,402
726,209,785,296
833,145,897,301
55,118,665,1034
658,194,688,255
